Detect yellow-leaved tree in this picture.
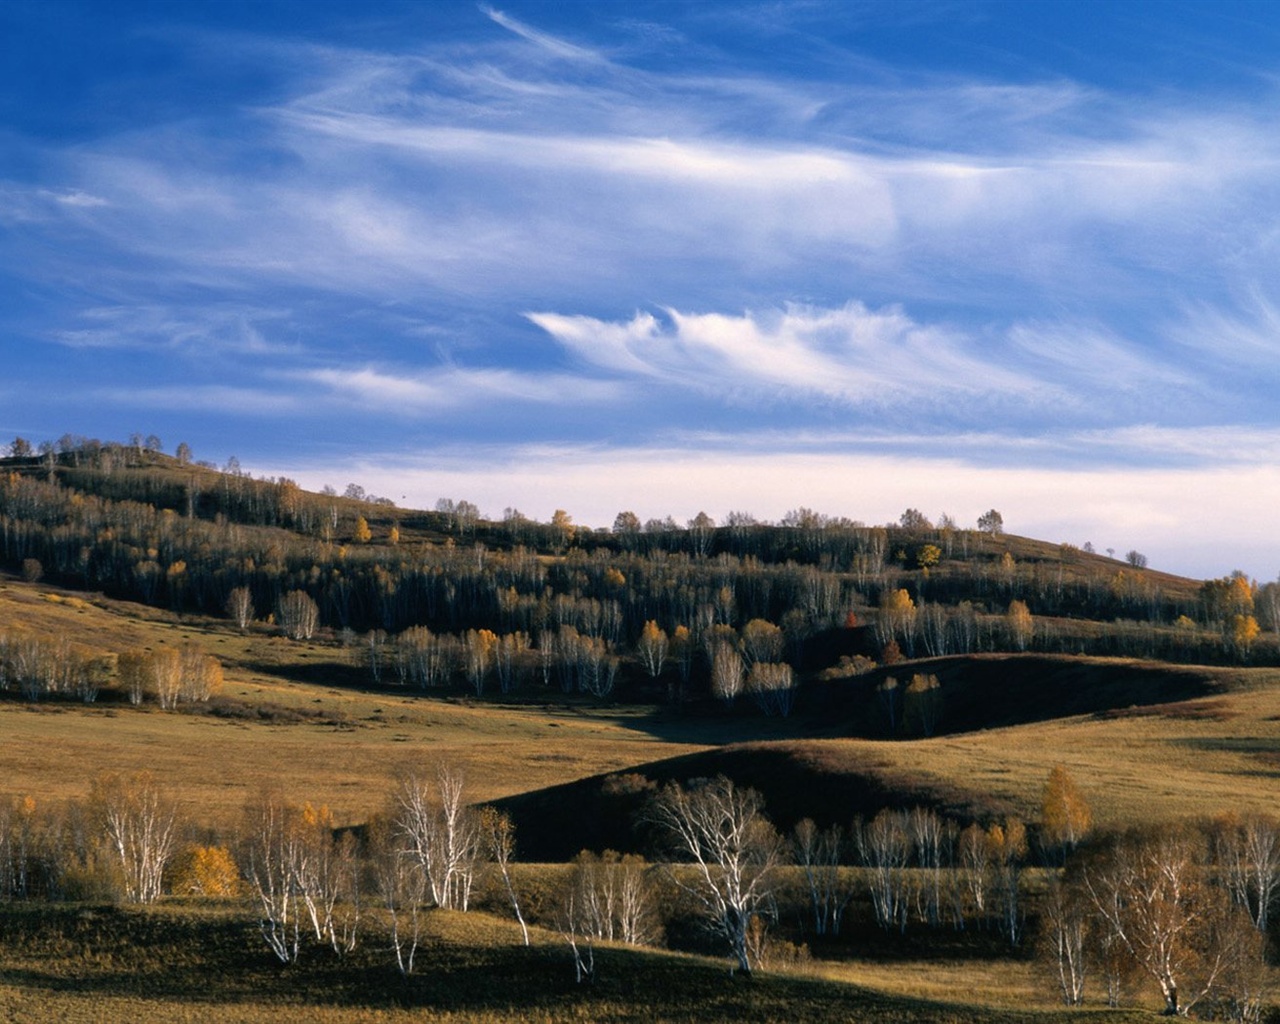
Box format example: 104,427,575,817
1006,599,1033,651
636,620,668,680
1231,614,1260,661
1040,765,1091,860
169,844,242,897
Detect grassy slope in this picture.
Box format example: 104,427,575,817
0,578,707,827
6,572,1280,840
499,657,1280,858
0,902,1156,1024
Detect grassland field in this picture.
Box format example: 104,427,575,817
5,569,1280,1021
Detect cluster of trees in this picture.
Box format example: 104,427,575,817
0,631,222,709
1046,818,1278,1017
0,627,112,702
2,760,1277,1015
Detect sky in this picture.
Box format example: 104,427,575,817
4,0,1280,580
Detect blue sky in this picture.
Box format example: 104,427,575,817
5,1,1280,578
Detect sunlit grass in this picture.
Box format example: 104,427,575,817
0,581,708,827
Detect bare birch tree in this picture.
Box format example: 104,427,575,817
91,771,180,904
481,807,528,946
395,763,480,911
649,775,782,973
792,818,850,937
225,586,254,631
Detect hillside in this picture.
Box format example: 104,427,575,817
5,439,1280,1020
1,441,1275,822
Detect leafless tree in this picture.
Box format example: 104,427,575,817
856,810,909,932
150,647,183,710
278,590,319,641
395,763,480,911
1042,875,1089,1005
225,586,254,632
481,807,528,946
709,642,745,705
1214,812,1280,933
370,815,428,975
792,818,850,937
564,849,659,947
241,792,305,962
557,890,596,984
179,645,222,703
92,771,180,904
649,775,783,973
958,822,990,920
908,807,948,926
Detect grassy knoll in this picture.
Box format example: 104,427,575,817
502,673,1280,858
0,580,708,827
0,902,1157,1024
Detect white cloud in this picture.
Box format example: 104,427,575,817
95,384,303,415
52,304,300,354
42,189,110,208
298,364,622,412
481,6,604,64
529,303,1189,416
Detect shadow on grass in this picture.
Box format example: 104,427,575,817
0,903,1149,1024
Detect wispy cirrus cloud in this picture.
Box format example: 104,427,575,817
9,4,1280,575
52,304,301,355
482,6,605,64
298,364,623,413
526,302,1231,428
94,384,305,416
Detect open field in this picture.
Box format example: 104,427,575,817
0,579,712,826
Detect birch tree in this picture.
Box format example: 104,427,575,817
91,771,180,904
649,775,782,973
481,807,528,946
1083,826,1250,1016
792,818,850,937
1041,765,1092,861
395,763,481,911
279,590,319,641
225,586,254,631
635,620,669,681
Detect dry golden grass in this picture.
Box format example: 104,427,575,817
811,956,1055,1009
7,574,1280,836
813,954,1280,1014
0,581,706,828
844,675,1280,826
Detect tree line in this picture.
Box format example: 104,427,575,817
4,442,1280,720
